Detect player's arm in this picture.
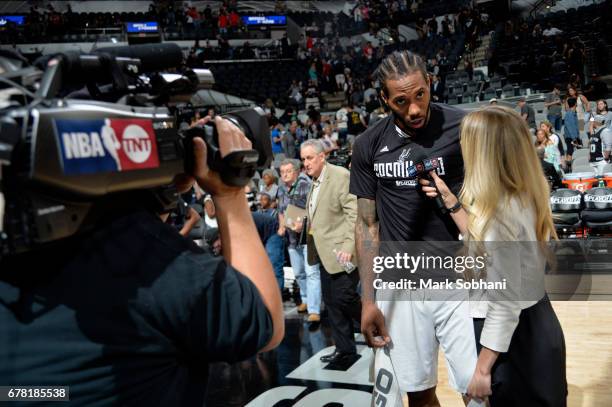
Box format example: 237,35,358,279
356,197,390,348
356,198,379,304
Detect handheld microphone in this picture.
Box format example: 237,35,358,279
409,151,448,214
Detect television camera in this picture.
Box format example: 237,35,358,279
0,43,272,258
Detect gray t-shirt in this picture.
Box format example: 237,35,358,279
521,104,537,128
545,92,562,116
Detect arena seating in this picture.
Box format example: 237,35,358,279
489,2,612,92
204,60,309,106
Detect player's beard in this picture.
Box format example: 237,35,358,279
392,103,431,138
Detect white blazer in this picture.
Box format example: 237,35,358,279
469,197,546,353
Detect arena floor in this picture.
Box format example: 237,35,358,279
436,301,612,407
204,300,612,406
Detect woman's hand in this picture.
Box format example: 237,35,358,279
418,171,458,208
467,368,493,401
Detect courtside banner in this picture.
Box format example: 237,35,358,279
366,241,612,301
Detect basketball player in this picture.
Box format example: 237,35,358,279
350,51,477,407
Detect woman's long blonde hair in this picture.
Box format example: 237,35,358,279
459,105,557,243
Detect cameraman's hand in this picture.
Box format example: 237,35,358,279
192,116,253,197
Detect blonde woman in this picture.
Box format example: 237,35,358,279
420,106,567,406
535,128,563,173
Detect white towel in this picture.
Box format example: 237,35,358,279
370,344,403,407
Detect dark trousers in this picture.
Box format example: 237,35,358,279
320,264,362,354
473,296,567,407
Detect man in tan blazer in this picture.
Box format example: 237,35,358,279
300,139,361,366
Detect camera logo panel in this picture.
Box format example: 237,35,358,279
54,118,160,175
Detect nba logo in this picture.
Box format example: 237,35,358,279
55,118,160,175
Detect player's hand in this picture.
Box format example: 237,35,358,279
419,171,458,208
361,302,391,348
467,368,492,401
192,116,253,198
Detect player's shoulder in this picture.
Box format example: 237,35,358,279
353,114,392,149
431,102,467,122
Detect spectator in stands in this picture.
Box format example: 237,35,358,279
203,195,218,230
307,105,321,125
346,104,367,147
566,85,590,134
218,9,229,37
545,84,563,132
320,125,339,154
336,104,349,145
363,41,374,63
518,98,536,133
229,9,240,35
535,129,562,172
441,15,452,38
350,82,364,107
259,169,280,202
258,193,275,215
305,118,320,140
590,100,612,163
563,97,580,168
270,124,284,160
282,122,298,159
541,120,566,171
365,94,381,114
588,116,608,176
590,100,611,133
279,107,295,126
430,74,444,102
537,147,563,190
308,63,319,86
287,81,303,108
263,98,277,120
252,207,285,292
542,23,562,37
306,79,321,110
532,23,543,39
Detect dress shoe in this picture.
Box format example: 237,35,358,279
320,350,357,363
297,303,308,313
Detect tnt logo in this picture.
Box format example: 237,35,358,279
55,118,159,175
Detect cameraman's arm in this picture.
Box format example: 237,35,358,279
213,193,284,351
193,117,284,352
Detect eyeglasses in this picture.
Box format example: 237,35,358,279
280,169,295,175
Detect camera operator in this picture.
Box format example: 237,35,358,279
0,117,284,405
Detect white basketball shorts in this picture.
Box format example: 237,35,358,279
377,298,477,393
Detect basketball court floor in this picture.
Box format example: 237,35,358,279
204,300,612,406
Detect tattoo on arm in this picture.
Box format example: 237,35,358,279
356,198,379,303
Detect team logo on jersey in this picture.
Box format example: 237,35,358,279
397,148,411,163
55,118,159,175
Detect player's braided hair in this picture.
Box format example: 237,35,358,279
374,50,428,96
